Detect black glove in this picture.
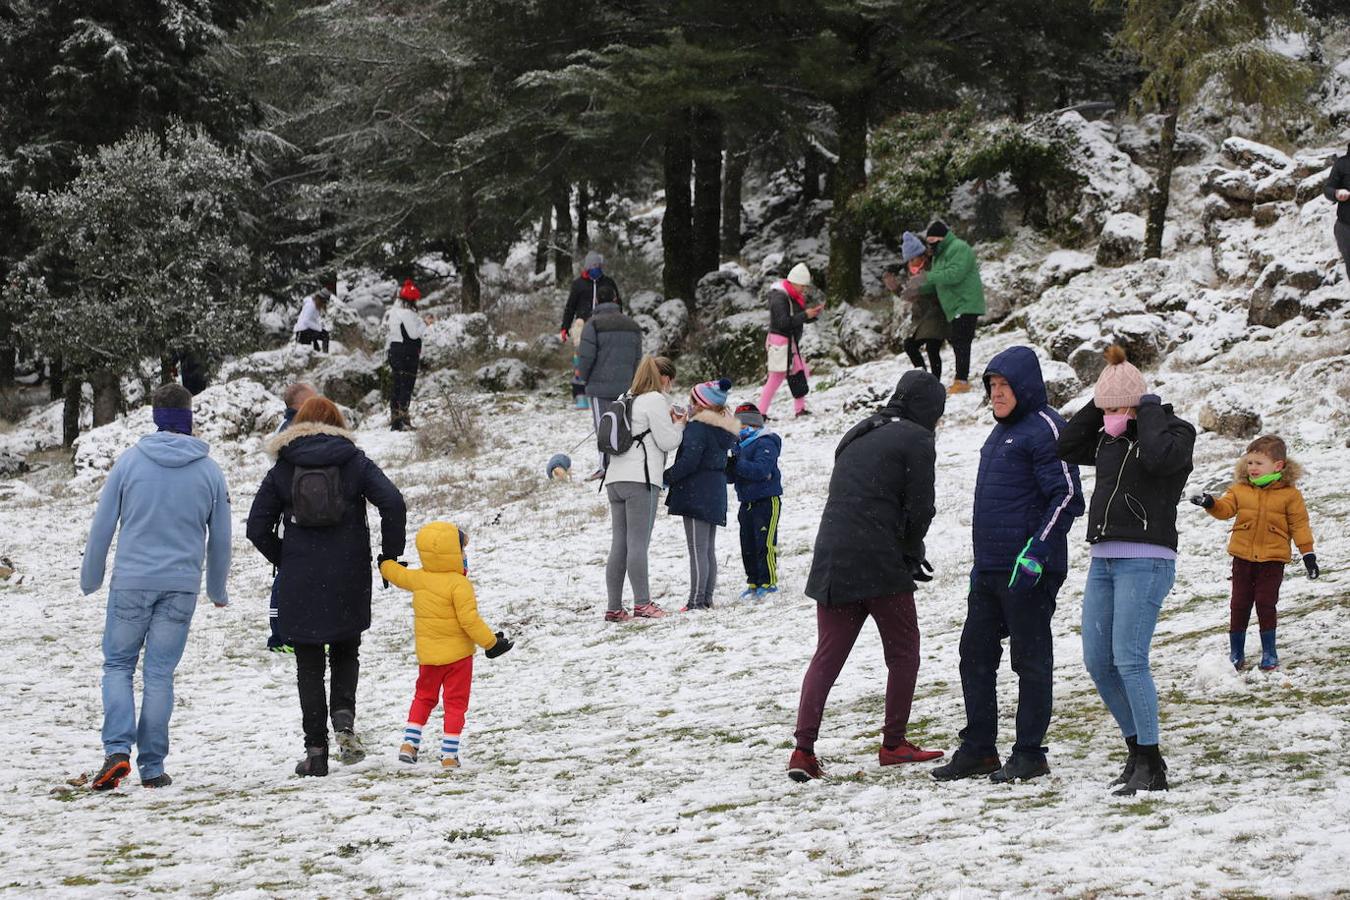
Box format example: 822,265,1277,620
485,632,513,659
1138,393,1161,407
905,556,934,582
1188,493,1214,509
1304,553,1319,580
376,554,402,588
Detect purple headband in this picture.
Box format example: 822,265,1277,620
153,407,193,435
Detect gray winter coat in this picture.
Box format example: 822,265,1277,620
901,270,950,341
578,302,644,399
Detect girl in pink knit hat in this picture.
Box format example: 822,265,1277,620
1057,345,1196,796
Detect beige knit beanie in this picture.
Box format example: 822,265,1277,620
1093,345,1147,409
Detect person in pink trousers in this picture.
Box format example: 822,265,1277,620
759,263,824,418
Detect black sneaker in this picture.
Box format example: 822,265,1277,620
141,773,173,788
990,754,1051,783
931,749,1001,782
92,753,131,791
295,746,328,777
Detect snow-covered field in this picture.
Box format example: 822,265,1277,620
3,318,1349,897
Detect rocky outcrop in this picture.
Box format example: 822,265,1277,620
474,358,542,392
1096,213,1145,267
1247,261,1324,328
1198,390,1262,438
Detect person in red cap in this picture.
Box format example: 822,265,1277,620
386,279,426,431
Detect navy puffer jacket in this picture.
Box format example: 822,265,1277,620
972,347,1084,575
665,413,739,525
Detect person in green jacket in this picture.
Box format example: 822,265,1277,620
920,219,986,395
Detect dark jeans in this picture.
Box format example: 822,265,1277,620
957,570,1065,759
950,314,979,382
903,337,943,381
389,365,418,429
794,594,920,753
296,329,330,353
294,637,361,748
738,497,781,587
1230,558,1284,632
1335,220,1350,282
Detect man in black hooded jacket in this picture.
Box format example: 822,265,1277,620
1325,143,1350,282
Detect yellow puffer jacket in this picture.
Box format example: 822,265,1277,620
379,522,499,665
1206,460,1314,563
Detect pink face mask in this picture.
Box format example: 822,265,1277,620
1104,414,1131,437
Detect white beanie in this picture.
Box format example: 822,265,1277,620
787,263,812,287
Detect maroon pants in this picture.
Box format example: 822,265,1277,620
1230,558,1284,632
793,594,919,753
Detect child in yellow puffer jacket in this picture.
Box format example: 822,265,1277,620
380,522,513,768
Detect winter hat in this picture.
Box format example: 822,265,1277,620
786,263,812,287
734,401,765,428
399,279,421,302
151,382,193,434
546,452,572,480
901,231,926,262
691,377,732,409
583,250,604,271
925,219,949,240
1093,345,1147,409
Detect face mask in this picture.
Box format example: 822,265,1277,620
739,427,754,440
1249,472,1282,487
1103,414,1131,437
587,267,603,281
461,552,469,573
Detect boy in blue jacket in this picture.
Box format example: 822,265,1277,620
728,402,784,600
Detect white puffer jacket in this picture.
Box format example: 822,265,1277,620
385,305,426,347
604,392,685,487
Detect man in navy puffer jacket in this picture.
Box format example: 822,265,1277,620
933,345,1083,784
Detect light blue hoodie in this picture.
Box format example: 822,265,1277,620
81,432,232,604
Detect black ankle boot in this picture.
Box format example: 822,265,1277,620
295,746,329,777
1109,735,1139,787
1113,744,1167,796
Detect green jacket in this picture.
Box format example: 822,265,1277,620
921,234,986,321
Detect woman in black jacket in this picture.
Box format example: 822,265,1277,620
789,370,946,782
246,396,407,777
758,263,823,418
1057,346,1195,797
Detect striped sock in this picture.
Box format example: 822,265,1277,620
441,734,461,759
403,725,422,747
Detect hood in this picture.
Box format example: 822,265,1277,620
982,346,1048,421
135,432,211,468
582,250,604,271
881,369,945,431
1234,456,1302,487
415,521,465,573
265,422,360,465
593,301,621,317
692,408,742,435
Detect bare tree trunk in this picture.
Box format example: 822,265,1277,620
828,90,868,304
160,356,175,384
460,241,481,313
553,183,573,287
91,369,121,428
691,110,723,279
576,182,590,256
1145,98,1180,260
534,206,552,276
721,132,748,259
62,377,81,447
662,109,696,304
0,318,13,385
803,148,823,202
49,355,64,402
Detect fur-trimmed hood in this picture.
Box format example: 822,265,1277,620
264,421,359,465
691,408,741,435
1233,456,1303,487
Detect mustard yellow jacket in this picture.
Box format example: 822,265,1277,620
379,522,499,665
1206,460,1314,563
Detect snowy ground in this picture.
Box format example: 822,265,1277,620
2,322,1349,898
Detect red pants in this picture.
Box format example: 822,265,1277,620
1230,558,1284,632
793,593,920,753
407,658,473,733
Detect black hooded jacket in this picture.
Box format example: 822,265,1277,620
1324,149,1350,228
805,370,945,605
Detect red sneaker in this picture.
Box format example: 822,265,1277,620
632,602,667,619
604,609,631,622
787,749,824,782
879,739,945,766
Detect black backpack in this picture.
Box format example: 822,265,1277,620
596,393,651,489
290,465,347,527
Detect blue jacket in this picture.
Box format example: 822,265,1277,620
664,415,738,526
81,432,232,603
728,429,782,503
972,346,1084,575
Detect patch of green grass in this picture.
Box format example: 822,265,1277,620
62,876,98,887
336,838,393,858
521,852,566,865
445,825,504,843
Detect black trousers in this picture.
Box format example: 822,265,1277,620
738,496,781,586
949,314,979,382
1336,220,1350,282
903,337,943,380
296,329,330,353
294,637,361,748
389,365,418,429
957,570,1065,759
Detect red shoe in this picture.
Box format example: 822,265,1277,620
604,609,631,622
632,602,667,619
787,749,824,782
879,739,945,766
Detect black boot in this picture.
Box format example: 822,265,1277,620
989,752,1050,784
1113,744,1168,796
295,746,329,777
931,749,1002,782
1109,735,1139,787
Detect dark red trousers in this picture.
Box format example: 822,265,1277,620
793,593,920,753
1230,558,1284,632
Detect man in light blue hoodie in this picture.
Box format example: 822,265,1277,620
81,383,232,790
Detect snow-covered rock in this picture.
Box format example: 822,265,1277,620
474,358,541,392
637,298,691,356
310,353,384,409
1047,112,1152,238
1220,137,1295,172
1040,359,1081,408
830,303,887,364
628,290,664,318
1198,388,1263,438
693,266,759,319
1036,251,1095,289
1096,212,1146,267
420,313,496,370
1247,260,1324,328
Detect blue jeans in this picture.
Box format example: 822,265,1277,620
101,590,198,779
1080,557,1175,746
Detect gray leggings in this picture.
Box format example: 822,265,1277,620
683,517,719,609
606,482,660,611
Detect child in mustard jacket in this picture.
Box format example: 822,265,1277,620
1190,435,1319,671
380,522,513,768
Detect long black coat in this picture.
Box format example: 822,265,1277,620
246,424,407,643
805,370,945,605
